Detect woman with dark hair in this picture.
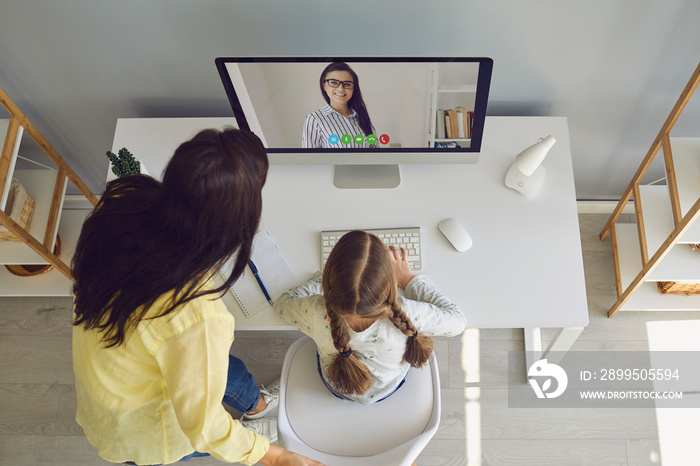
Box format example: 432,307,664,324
72,128,325,466
275,231,467,403
302,62,378,148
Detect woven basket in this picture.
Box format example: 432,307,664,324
0,181,36,241
658,281,700,296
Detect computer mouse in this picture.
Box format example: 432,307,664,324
438,218,472,252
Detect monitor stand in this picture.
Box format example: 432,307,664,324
333,165,401,189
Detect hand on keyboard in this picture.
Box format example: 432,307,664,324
321,227,422,271
388,246,415,288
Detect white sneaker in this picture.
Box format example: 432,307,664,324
242,379,280,420
241,417,278,444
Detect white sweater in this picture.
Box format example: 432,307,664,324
275,273,467,404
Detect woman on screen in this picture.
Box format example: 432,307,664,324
302,62,378,148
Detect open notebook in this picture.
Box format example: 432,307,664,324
220,229,300,318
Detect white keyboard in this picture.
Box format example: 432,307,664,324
321,227,422,270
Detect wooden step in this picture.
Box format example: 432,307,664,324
638,184,676,253
615,223,700,311
668,137,700,242
0,208,88,296
634,188,700,281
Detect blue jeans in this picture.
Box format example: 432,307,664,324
125,354,260,465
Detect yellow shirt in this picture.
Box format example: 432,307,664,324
72,287,269,465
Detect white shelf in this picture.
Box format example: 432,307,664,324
617,214,700,281
616,223,700,311
0,208,88,296
647,244,700,282
434,138,470,143
0,169,61,265
669,137,700,241
438,85,477,93
638,185,696,246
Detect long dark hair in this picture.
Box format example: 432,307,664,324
322,231,433,396
72,128,269,347
319,62,374,137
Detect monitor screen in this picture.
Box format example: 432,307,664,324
216,57,493,156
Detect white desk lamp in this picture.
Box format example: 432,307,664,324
505,135,556,197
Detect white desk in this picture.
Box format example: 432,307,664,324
111,116,588,363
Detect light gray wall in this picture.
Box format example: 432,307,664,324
0,0,698,199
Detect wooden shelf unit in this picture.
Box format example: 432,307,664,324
0,85,97,287
601,63,700,316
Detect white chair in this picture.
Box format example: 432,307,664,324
278,336,441,466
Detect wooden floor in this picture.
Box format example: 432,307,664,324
2,214,699,466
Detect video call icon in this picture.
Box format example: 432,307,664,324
327,133,390,146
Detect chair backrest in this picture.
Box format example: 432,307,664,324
278,336,441,466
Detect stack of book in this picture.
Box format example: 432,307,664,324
435,107,473,140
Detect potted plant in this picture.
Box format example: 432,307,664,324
106,147,147,176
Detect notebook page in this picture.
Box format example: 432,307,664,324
221,230,300,318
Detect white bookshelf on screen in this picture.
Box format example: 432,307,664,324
425,63,477,148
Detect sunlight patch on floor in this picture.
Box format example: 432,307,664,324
461,328,481,384
647,319,700,466
462,329,482,464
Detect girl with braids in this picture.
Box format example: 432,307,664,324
275,230,467,403
302,62,379,149
72,128,326,466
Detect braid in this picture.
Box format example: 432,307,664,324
388,301,434,368
387,301,414,334
326,300,350,353
324,299,372,395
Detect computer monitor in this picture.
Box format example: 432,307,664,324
215,57,493,188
